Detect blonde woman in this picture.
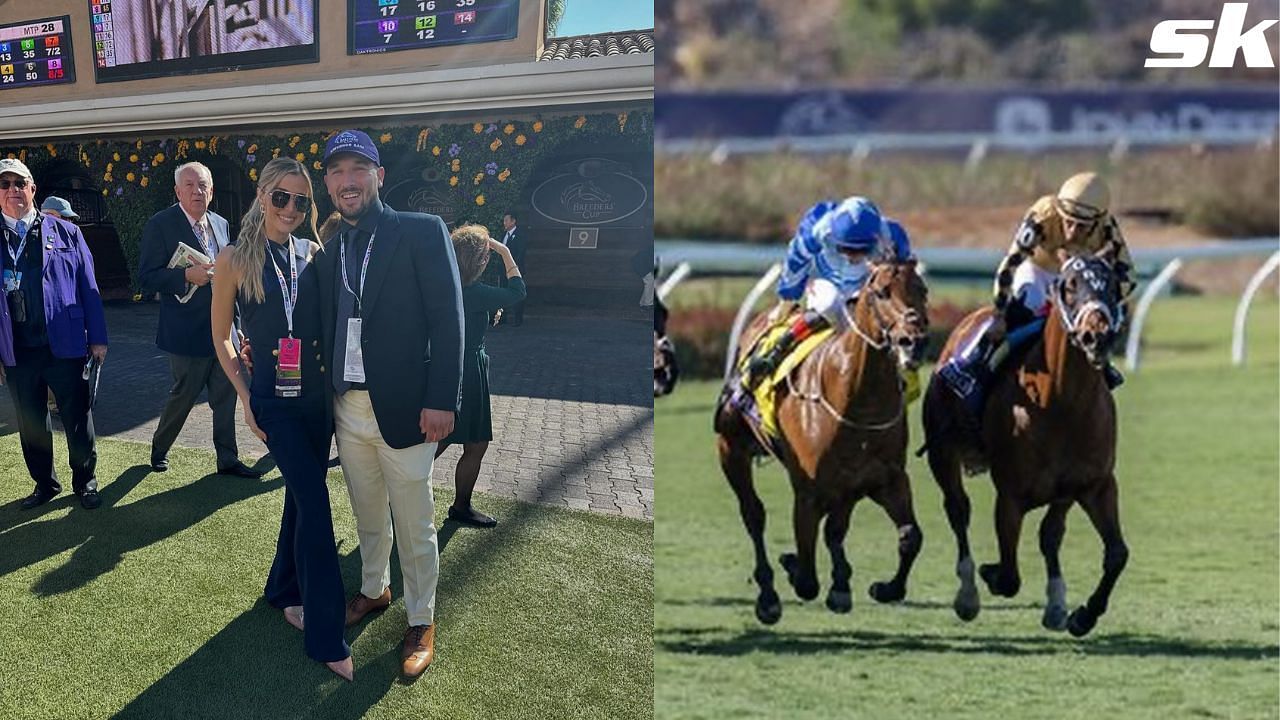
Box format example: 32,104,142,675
211,158,353,681
437,224,526,527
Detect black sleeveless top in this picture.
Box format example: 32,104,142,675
239,237,325,399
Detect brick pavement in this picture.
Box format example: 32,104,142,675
0,302,653,519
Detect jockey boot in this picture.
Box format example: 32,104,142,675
1103,362,1124,390
741,311,829,392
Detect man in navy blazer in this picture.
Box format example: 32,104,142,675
137,162,260,478
316,130,463,679
0,159,108,509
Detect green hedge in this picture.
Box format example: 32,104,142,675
2,110,652,293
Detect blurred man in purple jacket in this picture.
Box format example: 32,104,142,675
0,159,108,510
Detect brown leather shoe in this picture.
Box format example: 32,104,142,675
401,624,435,678
344,587,391,626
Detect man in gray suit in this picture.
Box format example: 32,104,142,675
136,162,260,477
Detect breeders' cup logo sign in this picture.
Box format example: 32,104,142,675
531,158,648,226
776,91,866,136
385,168,459,225
1147,2,1278,68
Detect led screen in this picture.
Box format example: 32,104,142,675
0,16,75,90
89,0,318,82
349,0,518,55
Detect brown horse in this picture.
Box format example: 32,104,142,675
921,255,1127,637
715,260,929,624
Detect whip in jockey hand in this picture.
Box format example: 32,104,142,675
739,196,901,393
945,172,1135,406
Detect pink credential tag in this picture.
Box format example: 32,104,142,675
275,337,302,397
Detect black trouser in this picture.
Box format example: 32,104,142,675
255,393,350,663
6,344,97,495
151,353,239,468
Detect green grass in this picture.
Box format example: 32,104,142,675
655,296,1280,719
0,438,652,720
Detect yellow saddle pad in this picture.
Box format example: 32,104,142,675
740,324,837,441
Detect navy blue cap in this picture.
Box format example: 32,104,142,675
323,129,380,167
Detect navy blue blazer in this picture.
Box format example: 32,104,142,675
0,214,109,366
317,202,464,449
136,204,231,357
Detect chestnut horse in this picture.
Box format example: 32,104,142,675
921,255,1127,637
715,261,929,624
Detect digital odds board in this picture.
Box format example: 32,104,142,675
0,16,74,90
349,0,519,55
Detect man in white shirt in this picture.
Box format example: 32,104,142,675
136,162,260,478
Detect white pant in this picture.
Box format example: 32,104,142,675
805,278,857,325
1012,262,1056,316
334,390,439,627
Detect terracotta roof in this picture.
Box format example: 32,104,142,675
539,30,654,61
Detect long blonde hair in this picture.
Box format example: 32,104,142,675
450,224,491,286
229,158,319,303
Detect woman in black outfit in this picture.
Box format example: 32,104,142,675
211,158,352,681
436,224,526,528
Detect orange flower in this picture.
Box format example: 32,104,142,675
515,134,526,146
573,116,586,129
489,139,502,151
380,133,392,143
129,154,139,163
194,140,207,150
126,172,136,182
473,123,484,133
532,121,543,133
313,161,322,170
450,176,459,187
309,143,319,154
503,123,515,135
112,152,120,161
153,153,166,164
475,194,485,206
431,146,441,156
247,144,258,153
140,176,150,188
451,159,460,171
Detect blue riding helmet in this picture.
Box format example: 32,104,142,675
884,218,913,261
819,196,883,253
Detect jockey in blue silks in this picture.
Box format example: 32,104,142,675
739,196,900,392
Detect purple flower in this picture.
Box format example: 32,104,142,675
486,124,497,134
246,154,256,164
448,143,461,157
485,162,498,175
141,163,150,171
237,139,246,148
115,187,123,196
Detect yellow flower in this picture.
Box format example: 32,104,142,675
451,159,460,171
449,176,459,187
473,123,483,134
272,148,281,159
103,172,113,182
129,154,139,163
515,134,526,146
309,143,319,154
490,139,502,151
153,153,166,164
102,188,109,196
475,194,485,206
474,172,484,182
247,144,258,153
574,116,586,129
532,121,543,133
112,152,120,161
431,146,441,156
618,112,628,131
132,293,142,301
126,172,136,182
106,163,113,172
503,124,515,135
289,135,300,147
249,168,258,181
136,140,143,150
379,133,392,144
296,153,305,162
140,176,150,187
194,140,206,149
313,161,322,171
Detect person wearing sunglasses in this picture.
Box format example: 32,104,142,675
137,161,262,480
210,157,353,682
0,159,109,510
939,172,1137,423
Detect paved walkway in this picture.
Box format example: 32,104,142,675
0,303,653,519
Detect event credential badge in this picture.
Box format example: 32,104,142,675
344,318,365,383
276,337,302,397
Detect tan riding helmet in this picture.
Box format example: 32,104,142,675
1054,172,1110,222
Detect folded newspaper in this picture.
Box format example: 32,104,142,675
167,242,212,304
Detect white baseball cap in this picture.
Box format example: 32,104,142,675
0,158,33,181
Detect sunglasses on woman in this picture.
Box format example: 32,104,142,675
269,189,312,212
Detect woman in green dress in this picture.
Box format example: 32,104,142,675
435,224,527,527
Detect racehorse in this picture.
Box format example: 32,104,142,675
654,297,678,397
921,255,1128,637
714,260,929,624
